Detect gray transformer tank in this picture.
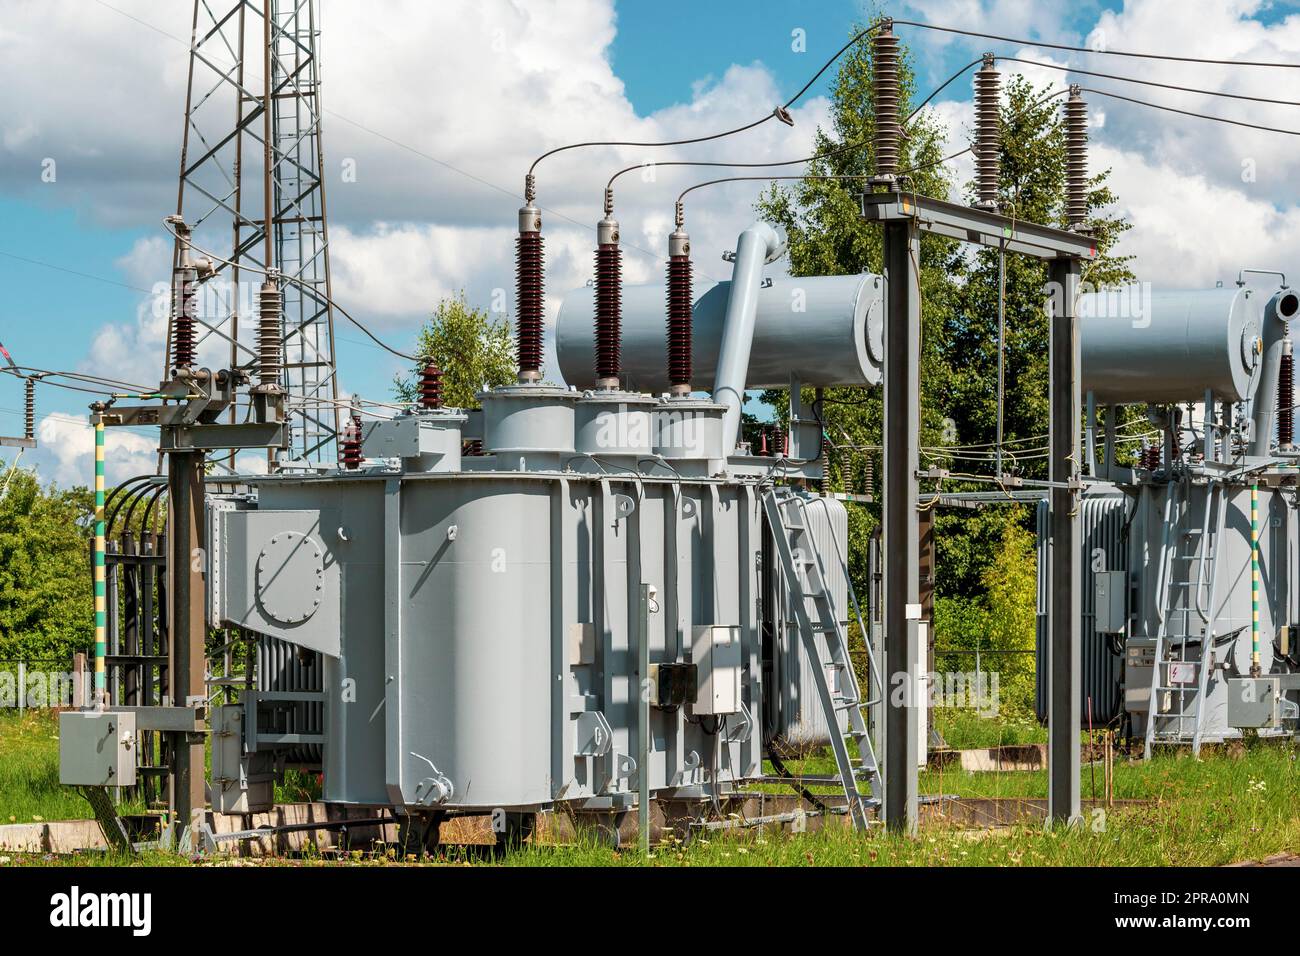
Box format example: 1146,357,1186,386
208,400,853,813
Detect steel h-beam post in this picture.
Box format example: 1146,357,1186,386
882,216,920,832
1047,257,1082,825
168,449,207,832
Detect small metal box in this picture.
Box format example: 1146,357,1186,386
210,705,274,814
692,625,741,715
1094,570,1127,633
1124,637,1155,712
649,662,698,709
1227,677,1279,729
59,711,136,787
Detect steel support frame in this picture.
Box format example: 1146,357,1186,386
881,217,921,832
1047,258,1082,825
168,0,340,468
167,450,207,831
870,192,1089,831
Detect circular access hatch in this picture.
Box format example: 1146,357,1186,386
256,531,324,624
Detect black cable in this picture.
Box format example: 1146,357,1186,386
674,86,1074,209
894,18,1300,69
905,58,985,123
1078,86,1300,136
529,22,889,177
768,750,835,814
530,113,781,178
677,172,869,207
161,219,419,362
606,135,869,194
997,56,1300,107
603,56,984,199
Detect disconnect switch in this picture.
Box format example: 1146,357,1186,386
692,625,742,715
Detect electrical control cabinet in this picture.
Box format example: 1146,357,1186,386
1094,570,1127,633
693,625,742,716
59,711,136,787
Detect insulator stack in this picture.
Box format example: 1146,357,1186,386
821,442,831,495
1279,338,1294,448
772,426,786,458
419,360,444,410
864,452,875,492
258,279,283,386
341,414,363,470
871,21,900,184
1064,87,1089,229
516,204,544,382
463,438,483,457
594,217,622,386
973,54,1001,209
841,449,854,492
666,228,693,394
1140,444,1160,471
172,273,196,368
23,378,34,440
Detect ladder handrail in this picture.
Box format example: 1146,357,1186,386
1145,480,1224,757
1153,478,1181,629
795,495,883,701
1191,482,1219,624
762,488,878,828
1146,479,1181,758
1191,483,1227,755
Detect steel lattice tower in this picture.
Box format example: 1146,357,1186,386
165,0,340,468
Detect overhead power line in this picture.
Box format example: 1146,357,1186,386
894,19,1300,69
997,56,1300,107
1079,86,1300,136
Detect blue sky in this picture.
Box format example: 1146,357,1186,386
2,0,1298,485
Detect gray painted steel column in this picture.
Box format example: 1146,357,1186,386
168,449,206,830
383,477,404,805
637,584,651,854
1048,258,1082,825
882,217,920,832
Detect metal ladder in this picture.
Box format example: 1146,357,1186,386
1145,480,1224,758
762,489,880,830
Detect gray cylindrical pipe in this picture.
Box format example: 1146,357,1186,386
1079,286,1263,404
1250,289,1300,456
556,274,881,393
714,222,785,449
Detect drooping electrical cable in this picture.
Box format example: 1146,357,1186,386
893,19,1300,69
995,56,1300,107
601,54,989,206
527,21,893,182
1077,86,1300,136
159,218,418,363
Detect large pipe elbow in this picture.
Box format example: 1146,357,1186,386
1249,288,1300,457
712,221,786,451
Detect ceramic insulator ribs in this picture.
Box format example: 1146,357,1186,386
872,28,900,181
594,242,622,382
1065,90,1089,228
515,230,544,377
666,254,693,390
974,57,1001,208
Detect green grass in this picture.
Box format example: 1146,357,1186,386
0,709,318,826
2,709,1296,867
0,709,111,824
932,708,1047,749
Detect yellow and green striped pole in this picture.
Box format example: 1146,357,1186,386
91,403,106,709
1251,483,1261,678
